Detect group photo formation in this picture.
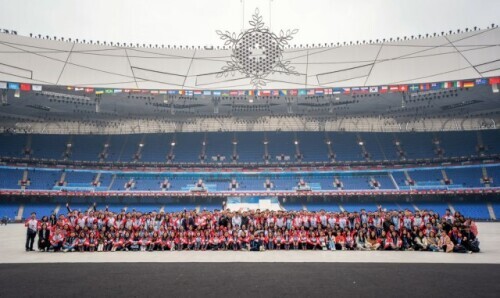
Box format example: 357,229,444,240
26,204,480,253
0,0,499,297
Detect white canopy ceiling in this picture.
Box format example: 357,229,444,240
0,27,499,90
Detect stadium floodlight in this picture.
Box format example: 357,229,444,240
139,143,144,147
171,142,176,146
294,140,299,145
358,141,364,146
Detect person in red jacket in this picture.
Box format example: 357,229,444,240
307,231,320,250
149,231,162,251
300,231,308,250
86,232,97,252
50,228,65,252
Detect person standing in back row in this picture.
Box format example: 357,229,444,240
25,212,38,251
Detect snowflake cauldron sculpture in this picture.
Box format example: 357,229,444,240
216,8,299,89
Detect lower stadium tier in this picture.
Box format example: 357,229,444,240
0,163,498,195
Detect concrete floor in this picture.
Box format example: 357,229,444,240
1,222,499,264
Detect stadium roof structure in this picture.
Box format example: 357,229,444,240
0,27,499,90
0,26,499,134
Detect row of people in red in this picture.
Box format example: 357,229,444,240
27,204,479,253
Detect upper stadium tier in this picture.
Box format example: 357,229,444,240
1,26,500,134
0,27,499,90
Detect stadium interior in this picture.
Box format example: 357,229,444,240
1,1,500,297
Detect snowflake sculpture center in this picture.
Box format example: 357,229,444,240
248,43,266,60
235,32,279,75
216,8,299,89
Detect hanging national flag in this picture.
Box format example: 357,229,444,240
315,89,324,95
131,89,141,93
298,89,307,96
194,90,203,96
32,85,43,92
104,89,113,94
84,88,94,93
7,82,19,90
307,89,315,95
213,90,221,96
202,90,211,96
114,89,123,93
475,78,488,85
150,90,158,94
399,85,408,92
167,90,177,95
389,86,399,92
379,86,388,93
324,88,332,95
342,88,351,94
0,82,7,89
159,90,168,95
221,90,230,97
74,87,84,92
229,90,238,96
238,90,245,96
279,90,288,96
20,83,31,91
441,82,451,89
271,90,279,96
332,88,342,94
409,85,419,92
185,90,193,96
430,83,441,90
260,90,271,96
178,90,185,95
141,90,150,94
246,90,254,96
369,86,378,93
453,81,462,88
66,86,74,91
359,87,369,93
463,81,474,88
289,90,298,96
489,77,500,85
95,89,104,95
420,83,430,91
351,87,360,93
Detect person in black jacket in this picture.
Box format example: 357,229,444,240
249,234,261,251
218,213,229,227
38,223,51,251
241,212,249,228
49,214,57,226
382,215,392,232
461,226,480,253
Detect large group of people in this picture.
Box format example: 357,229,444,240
25,203,480,253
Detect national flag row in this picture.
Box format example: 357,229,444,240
0,82,43,92
1,77,499,96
